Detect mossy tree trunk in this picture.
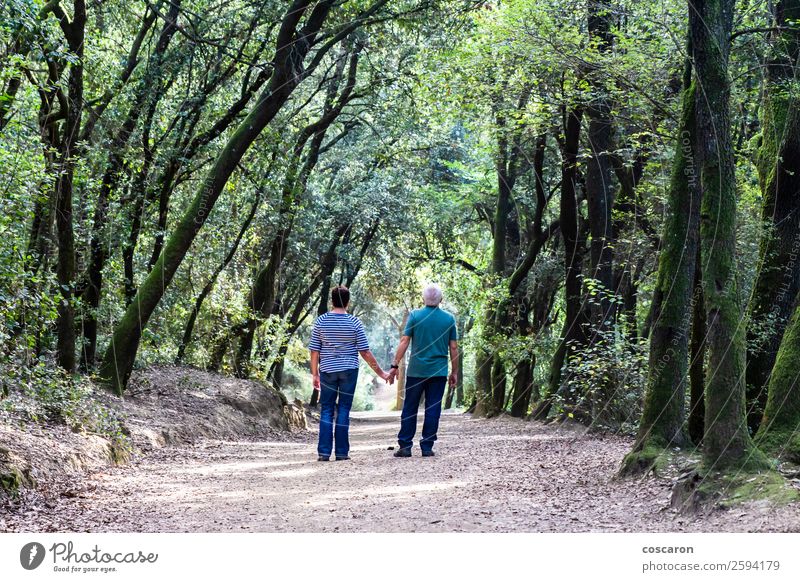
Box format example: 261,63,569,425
627,58,699,465
757,298,800,461
510,354,534,418
690,0,767,469
474,117,518,417
689,251,707,445
98,1,337,393
746,0,800,434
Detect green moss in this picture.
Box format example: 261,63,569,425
620,447,665,477
760,306,800,435
699,470,799,509
672,464,797,514
756,429,800,464
619,437,679,477
0,466,34,496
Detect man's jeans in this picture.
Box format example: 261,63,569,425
397,376,447,453
318,368,358,458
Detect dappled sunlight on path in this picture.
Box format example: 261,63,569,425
11,412,800,533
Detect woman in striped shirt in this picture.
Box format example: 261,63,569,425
309,286,389,461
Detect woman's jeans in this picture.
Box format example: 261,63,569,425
317,368,359,458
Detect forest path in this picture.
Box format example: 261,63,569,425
11,412,800,532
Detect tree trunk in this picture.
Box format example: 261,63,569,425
510,355,534,418
689,252,706,445
746,0,800,434
536,107,586,419
235,232,286,378
627,56,698,464
54,1,87,374
585,0,617,330
81,0,181,369
690,0,767,469
474,156,515,417
757,296,800,461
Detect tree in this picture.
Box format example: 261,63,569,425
757,296,800,461
97,1,394,393
233,45,362,378
622,53,699,473
690,0,767,469
584,0,617,334
33,1,88,374
746,0,800,433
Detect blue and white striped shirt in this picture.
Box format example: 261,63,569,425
309,312,370,373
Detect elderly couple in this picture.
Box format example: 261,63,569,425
309,284,459,461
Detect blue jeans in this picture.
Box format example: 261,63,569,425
397,376,447,453
318,368,358,458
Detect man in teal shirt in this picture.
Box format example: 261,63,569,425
388,284,458,457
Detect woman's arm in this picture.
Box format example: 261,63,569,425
359,349,389,381
448,340,459,386
310,350,321,390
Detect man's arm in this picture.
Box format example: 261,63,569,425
359,350,389,381
387,335,411,384
448,340,459,387
393,335,411,366
310,350,321,390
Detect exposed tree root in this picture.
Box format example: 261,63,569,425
670,467,798,515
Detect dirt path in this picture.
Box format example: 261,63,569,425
6,412,800,532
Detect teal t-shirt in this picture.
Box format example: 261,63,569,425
404,306,458,378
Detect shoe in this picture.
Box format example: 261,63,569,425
335,456,350,461
318,455,330,461
393,448,412,458
421,451,435,457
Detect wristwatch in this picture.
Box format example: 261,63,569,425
390,364,399,369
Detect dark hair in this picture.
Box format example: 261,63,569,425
331,286,350,309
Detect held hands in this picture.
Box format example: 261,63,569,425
387,368,398,385
312,374,321,391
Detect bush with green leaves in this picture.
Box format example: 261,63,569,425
556,322,648,434
0,360,130,459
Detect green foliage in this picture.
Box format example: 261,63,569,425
0,362,130,457
0,0,797,500
556,311,648,433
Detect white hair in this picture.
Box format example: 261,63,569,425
422,283,443,307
